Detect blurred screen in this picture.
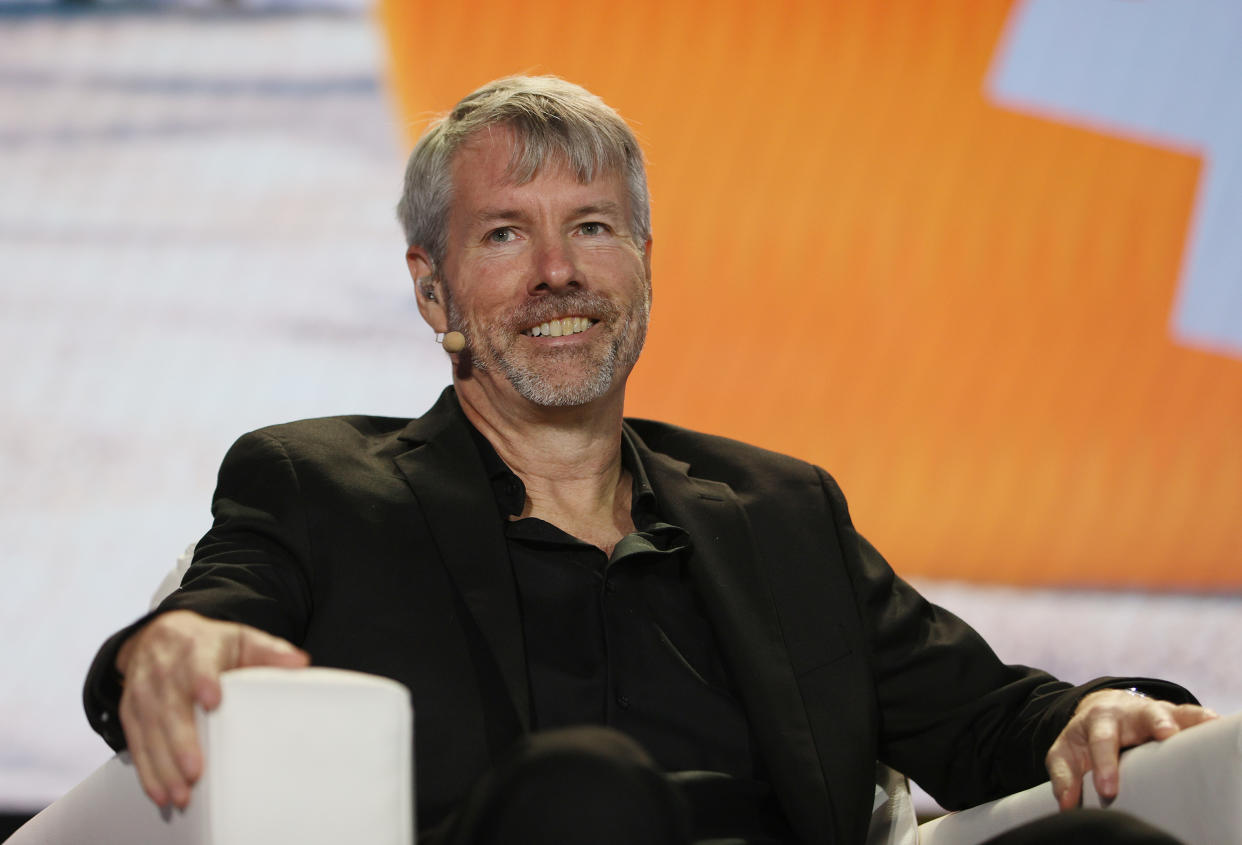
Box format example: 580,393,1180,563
3,0,1239,812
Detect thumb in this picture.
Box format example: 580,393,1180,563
236,628,311,669
195,627,309,711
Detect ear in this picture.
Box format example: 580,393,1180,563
642,237,653,283
406,245,448,333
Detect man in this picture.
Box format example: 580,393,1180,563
85,76,1213,844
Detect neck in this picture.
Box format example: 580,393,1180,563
455,380,634,552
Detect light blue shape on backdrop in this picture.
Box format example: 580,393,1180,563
989,0,1242,359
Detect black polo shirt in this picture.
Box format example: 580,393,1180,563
468,423,758,779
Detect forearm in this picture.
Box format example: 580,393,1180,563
817,469,1197,806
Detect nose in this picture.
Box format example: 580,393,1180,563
529,235,580,294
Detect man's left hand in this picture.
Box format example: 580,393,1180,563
1046,689,1217,810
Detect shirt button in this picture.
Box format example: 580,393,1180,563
605,581,617,593
616,693,630,709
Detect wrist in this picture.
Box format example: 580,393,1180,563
1075,686,1148,715
115,636,135,682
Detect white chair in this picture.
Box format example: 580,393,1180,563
9,667,413,845
918,709,1242,844
11,667,1241,843
11,542,413,844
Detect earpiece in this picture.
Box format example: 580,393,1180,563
417,275,462,351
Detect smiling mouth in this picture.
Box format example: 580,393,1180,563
522,316,598,338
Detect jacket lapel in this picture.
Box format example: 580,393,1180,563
393,389,531,731
635,434,839,845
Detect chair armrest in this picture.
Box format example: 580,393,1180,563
10,667,414,845
918,710,1242,845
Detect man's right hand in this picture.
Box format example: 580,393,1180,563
115,610,310,808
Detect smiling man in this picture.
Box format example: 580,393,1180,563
84,76,1212,845
422,124,651,411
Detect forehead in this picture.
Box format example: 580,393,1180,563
451,126,523,185
449,126,628,211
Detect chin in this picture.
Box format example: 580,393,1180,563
505,360,619,407
512,377,615,408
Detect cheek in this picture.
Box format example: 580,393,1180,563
581,246,647,285
453,262,522,314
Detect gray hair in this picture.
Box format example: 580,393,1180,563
396,75,650,271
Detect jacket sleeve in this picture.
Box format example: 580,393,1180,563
83,429,316,751
820,468,1195,809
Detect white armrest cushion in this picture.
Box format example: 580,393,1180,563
11,667,413,845
918,710,1242,845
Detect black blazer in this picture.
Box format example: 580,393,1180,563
85,388,1192,843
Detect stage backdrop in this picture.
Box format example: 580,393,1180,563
382,0,1242,588
3,0,1240,818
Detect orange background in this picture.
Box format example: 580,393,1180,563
379,0,1242,588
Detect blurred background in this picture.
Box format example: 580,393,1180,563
2,0,1239,829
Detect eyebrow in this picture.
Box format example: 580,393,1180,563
571,201,625,219
472,207,524,226
471,201,626,225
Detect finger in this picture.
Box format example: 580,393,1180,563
154,740,192,809
1112,700,1180,748
151,659,206,806
188,624,307,713
1119,701,1206,747
1085,714,1121,800
163,694,205,786
121,705,168,807
189,647,226,712
192,672,224,711
1172,702,1218,727
122,687,189,808
1045,742,1084,811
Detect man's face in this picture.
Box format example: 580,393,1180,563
436,127,651,408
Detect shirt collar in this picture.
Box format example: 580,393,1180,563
466,421,659,523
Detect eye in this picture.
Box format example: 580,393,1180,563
487,227,517,244
578,221,609,236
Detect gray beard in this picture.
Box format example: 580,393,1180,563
498,326,629,407
448,287,648,407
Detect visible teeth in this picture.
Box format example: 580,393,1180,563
524,317,594,337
